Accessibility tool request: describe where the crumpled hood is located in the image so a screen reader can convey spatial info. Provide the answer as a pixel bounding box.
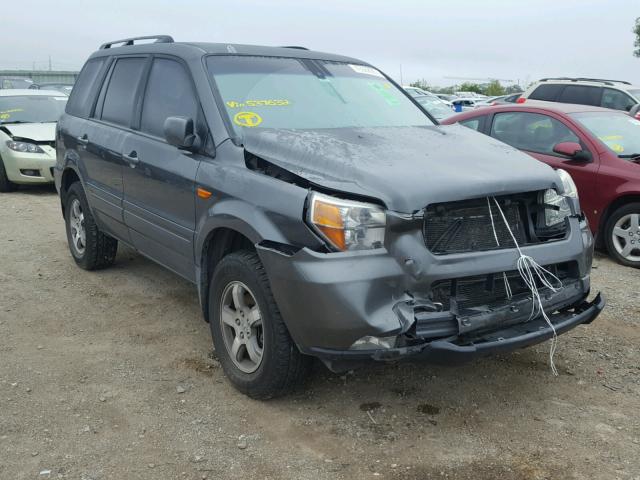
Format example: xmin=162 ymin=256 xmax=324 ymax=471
xmin=0 ymin=122 xmax=56 ymax=142
xmin=243 ymin=124 xmax=562 ymax=213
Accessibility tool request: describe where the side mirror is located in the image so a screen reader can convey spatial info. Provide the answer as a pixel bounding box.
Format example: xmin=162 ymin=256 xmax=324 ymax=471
xmin=553 ymin=142 xmax=592 ymax=162
xmin=163 ymin=116 xmax=200 ymax=150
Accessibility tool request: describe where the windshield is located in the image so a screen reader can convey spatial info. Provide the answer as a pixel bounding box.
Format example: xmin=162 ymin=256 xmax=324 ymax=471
xmin=207 ymin=56 xmax=433 ymax=135
xmin=628 ymin=89 xmax=640 ymax=99
xmin=0 ymin=95 xmax=67 ymax=124
xmin=572 ymin=111 xmax=640 ymax=156
xmin=414 ymin=96 xmax=454 ymax=120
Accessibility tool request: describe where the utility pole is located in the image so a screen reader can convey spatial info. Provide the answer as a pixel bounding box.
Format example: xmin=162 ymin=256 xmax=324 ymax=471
xmin=399 ymin=64 xmax=403 ymax=85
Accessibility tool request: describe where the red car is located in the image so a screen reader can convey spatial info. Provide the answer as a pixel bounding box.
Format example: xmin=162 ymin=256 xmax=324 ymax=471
xmin=442 ymin=101 xmax=640 ymax=268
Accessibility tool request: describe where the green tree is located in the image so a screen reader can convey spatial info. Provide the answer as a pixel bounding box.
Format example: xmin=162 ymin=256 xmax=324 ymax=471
xmin=410 ymin=79 xmax=431 ymax=91
xmin=634 ymin=17 xmax=640 ymax=57
xmin=484 ymin=80 xmax=506 ymax=96
xmin=504 ymin=84 xmax=524 ymax=94
xmin=458 ymin=82 xmax=483 ymax=94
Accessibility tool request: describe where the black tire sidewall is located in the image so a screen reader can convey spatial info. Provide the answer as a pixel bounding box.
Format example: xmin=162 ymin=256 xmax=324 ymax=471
xmin=64 ymin=183 xmax=94 ymax=268
xmin=209 ymin=252 xmax=287 ymax=395
xmin=0 ymin=157 xmax=16 ymax=192
xmin=605 ymin=202 xmax=640 ymax=268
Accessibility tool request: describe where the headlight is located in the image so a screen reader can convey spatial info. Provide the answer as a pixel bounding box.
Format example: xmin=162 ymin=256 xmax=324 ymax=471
xmin=541 ymin=189 xmax=572 ymax=227
xmin=307 ymin=192 xmax=386 ymax=251
xmin=6 ymin=140 xmax=44 ymax=154
xmin=556 ymin=168 xmax=578 ymax=198
xmin=540 ymin=169 xmax=579 ymax=227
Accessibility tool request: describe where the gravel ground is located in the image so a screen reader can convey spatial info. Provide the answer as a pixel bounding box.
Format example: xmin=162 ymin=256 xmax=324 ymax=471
xmin=1 ymin=186 xmax=639 ymax=480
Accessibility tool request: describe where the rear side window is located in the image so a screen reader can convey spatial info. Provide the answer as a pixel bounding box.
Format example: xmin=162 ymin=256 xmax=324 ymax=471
xmin=66 ymin=58 xmax=106 ymax=117
xmin=528 ymin=84 xmax=564 ymax=101
xmin=459 ymin=117 xmax=484 ymax=131
xmin=601 ymin=88 xmax=636 ymax=111
xmin=557 ymin=85 xmax=602 ymax=106
xmin=100 ymin=57 xmax=147 ymax=127
xmin=140 ymin=58 xmax=198 ymax=138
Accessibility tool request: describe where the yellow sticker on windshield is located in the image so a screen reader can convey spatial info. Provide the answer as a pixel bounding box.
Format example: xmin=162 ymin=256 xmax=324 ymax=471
xmin=608 ymin=143 xmax=625 ymax=153
xmin=227 ymin=100 xmax=290 ymax=108
xmin=0 ymin=108 xmax=24 ymax=120
xmin=233 ymin=111 xmax=263 ymax=128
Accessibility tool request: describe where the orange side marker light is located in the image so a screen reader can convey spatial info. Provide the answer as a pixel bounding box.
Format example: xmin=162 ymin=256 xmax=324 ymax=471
xmin=197 ymin=187 xmax=212 ymax=199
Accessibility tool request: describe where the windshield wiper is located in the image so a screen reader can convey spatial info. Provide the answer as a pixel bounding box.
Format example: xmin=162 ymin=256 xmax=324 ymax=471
xmin=619 ymin=153 xmax=640 ymax=163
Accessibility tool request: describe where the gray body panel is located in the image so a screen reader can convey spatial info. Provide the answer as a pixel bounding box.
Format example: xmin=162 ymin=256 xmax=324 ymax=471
xmin=54 ymin=39 xmax=601 ymax=364
xmin=242 ymin=125 xmax=565 ymax=213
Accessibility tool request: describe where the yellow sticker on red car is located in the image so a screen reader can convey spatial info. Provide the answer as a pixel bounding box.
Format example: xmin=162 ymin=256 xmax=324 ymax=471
xmin=233 ymin=111 xmax=263 ymax=128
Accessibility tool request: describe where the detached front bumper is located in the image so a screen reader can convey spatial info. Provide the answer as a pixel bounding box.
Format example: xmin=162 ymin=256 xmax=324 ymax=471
xmin=257 ymin=216 xmax=600 ymax=368
xmin=309 ymin=293 xmax=604 ymax=366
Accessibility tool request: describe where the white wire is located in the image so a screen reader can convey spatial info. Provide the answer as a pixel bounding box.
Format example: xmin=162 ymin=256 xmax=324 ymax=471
xmin=488 ymin=196 xmax=564 ymax=376
xmin=487 ymin=198 xmax=513 ymax=300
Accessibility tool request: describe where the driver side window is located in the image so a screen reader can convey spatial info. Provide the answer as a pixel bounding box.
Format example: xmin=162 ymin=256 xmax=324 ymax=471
xmin=490 ymin=112 xmax=580 ymax=155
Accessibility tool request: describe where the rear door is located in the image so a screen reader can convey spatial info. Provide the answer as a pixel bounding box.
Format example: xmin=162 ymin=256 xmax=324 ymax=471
xmin=121 ymin=56 xmax=204 ymax=282
xmin=489 ymin=110 xmax=600 ymax=225
xmin=83 ymin=55 xmax=149 ymax=241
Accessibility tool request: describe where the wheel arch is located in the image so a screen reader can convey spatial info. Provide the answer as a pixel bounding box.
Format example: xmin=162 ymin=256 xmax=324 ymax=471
xmin=198 ymin=224 xmax=258 ymax=323
xmin=59 ymin=165 xmax=83 ymax=215
xmin=597 ymin=193 xmax=640 ymax=247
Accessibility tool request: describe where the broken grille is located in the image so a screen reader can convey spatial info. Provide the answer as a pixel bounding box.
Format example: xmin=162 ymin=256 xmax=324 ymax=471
xmin=430 ymin=262 xmax=576 ymax=312
xmin=423 ymin=196 xmax=527 ymax=254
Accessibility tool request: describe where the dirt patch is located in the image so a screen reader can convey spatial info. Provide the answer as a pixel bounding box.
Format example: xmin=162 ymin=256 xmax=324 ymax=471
xmin=1 ymin=188 xmax=639 ymax=480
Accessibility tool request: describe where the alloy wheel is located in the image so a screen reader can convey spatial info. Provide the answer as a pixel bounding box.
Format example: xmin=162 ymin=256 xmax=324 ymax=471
xmin=219 ymin=281 xmax=264 ymax=373
xmin=69 ymin=198 xmax=86 ymax=256
xmin=611 ymin=213 xmax=640 ymax=262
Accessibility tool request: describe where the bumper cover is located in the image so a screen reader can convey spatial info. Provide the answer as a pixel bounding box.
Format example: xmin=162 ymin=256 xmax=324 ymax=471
xmin=308 ymin=293 xmax=604 ymax=365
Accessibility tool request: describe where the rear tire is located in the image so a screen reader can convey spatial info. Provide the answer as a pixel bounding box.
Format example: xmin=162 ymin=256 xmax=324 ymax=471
xmin=604 ymin=202 xmax=640 ymax=268
xmin=209 ymin=250 xmax=311 ymax=399
xmin=0 ymin=158 xmax=16 ymax=192
xmin=64 ymin=182 xmax=118 ymax=270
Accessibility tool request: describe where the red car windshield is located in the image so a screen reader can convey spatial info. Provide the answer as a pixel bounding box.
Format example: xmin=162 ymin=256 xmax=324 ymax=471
xmin=572 ymin=112 xmax=640 ymax=157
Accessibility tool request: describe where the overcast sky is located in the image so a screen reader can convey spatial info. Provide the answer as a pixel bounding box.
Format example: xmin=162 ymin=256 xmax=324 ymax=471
xmin=1 ymin=0 xmax=639 ymax=87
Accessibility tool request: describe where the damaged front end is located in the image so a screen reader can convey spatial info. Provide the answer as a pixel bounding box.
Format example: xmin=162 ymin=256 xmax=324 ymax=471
xmin=256 ymin=185 xmax=603 ymax=372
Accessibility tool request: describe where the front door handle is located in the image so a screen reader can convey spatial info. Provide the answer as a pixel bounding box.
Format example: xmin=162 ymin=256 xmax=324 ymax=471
xmin=77 ymin=134 xmax=88 ymax=146
xmin=123 ymin=150 xmax=139 ymax=167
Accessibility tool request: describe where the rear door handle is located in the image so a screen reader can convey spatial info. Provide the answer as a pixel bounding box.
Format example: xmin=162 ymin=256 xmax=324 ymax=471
xmin=123 ymin=150 xmax=139 ymax=167
xmin=77 ymin=134 xmax=88 ymax=146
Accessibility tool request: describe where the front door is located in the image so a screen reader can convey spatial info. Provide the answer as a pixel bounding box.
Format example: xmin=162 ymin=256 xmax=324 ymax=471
xmin=122 ymin=57 xmax=203 ymax=281
xmin=489 ymin=110 xmax=600 ymax=226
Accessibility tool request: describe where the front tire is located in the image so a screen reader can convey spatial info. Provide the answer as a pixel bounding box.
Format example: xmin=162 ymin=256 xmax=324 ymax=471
xmin=64 ymin=182 xmax=118 ymax=270
xmin=605 ymin=203 xmax=640 ymax=268
xmin=209 ymin=250 xmax=311 ymax=399
xmin=0 ymin=158 xmax=16 ymax=192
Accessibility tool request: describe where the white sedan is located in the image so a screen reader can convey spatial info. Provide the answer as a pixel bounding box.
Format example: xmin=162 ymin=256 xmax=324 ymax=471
xmin=0 ymin=89 xmax=67 ymax=191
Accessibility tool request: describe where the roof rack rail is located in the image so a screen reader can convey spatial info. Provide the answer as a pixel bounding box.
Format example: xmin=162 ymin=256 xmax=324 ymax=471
xmin=280 ymin=46 xmax=309 ymax=50
xmin=99 ymin=35 xmax=174 ymax=50
xmin=540 ymin=77 xmax=631 ymax=86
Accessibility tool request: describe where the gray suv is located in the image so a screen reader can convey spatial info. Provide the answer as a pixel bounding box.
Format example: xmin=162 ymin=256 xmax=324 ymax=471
xmin=55 ymin=36 xmax=604 ymax=398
